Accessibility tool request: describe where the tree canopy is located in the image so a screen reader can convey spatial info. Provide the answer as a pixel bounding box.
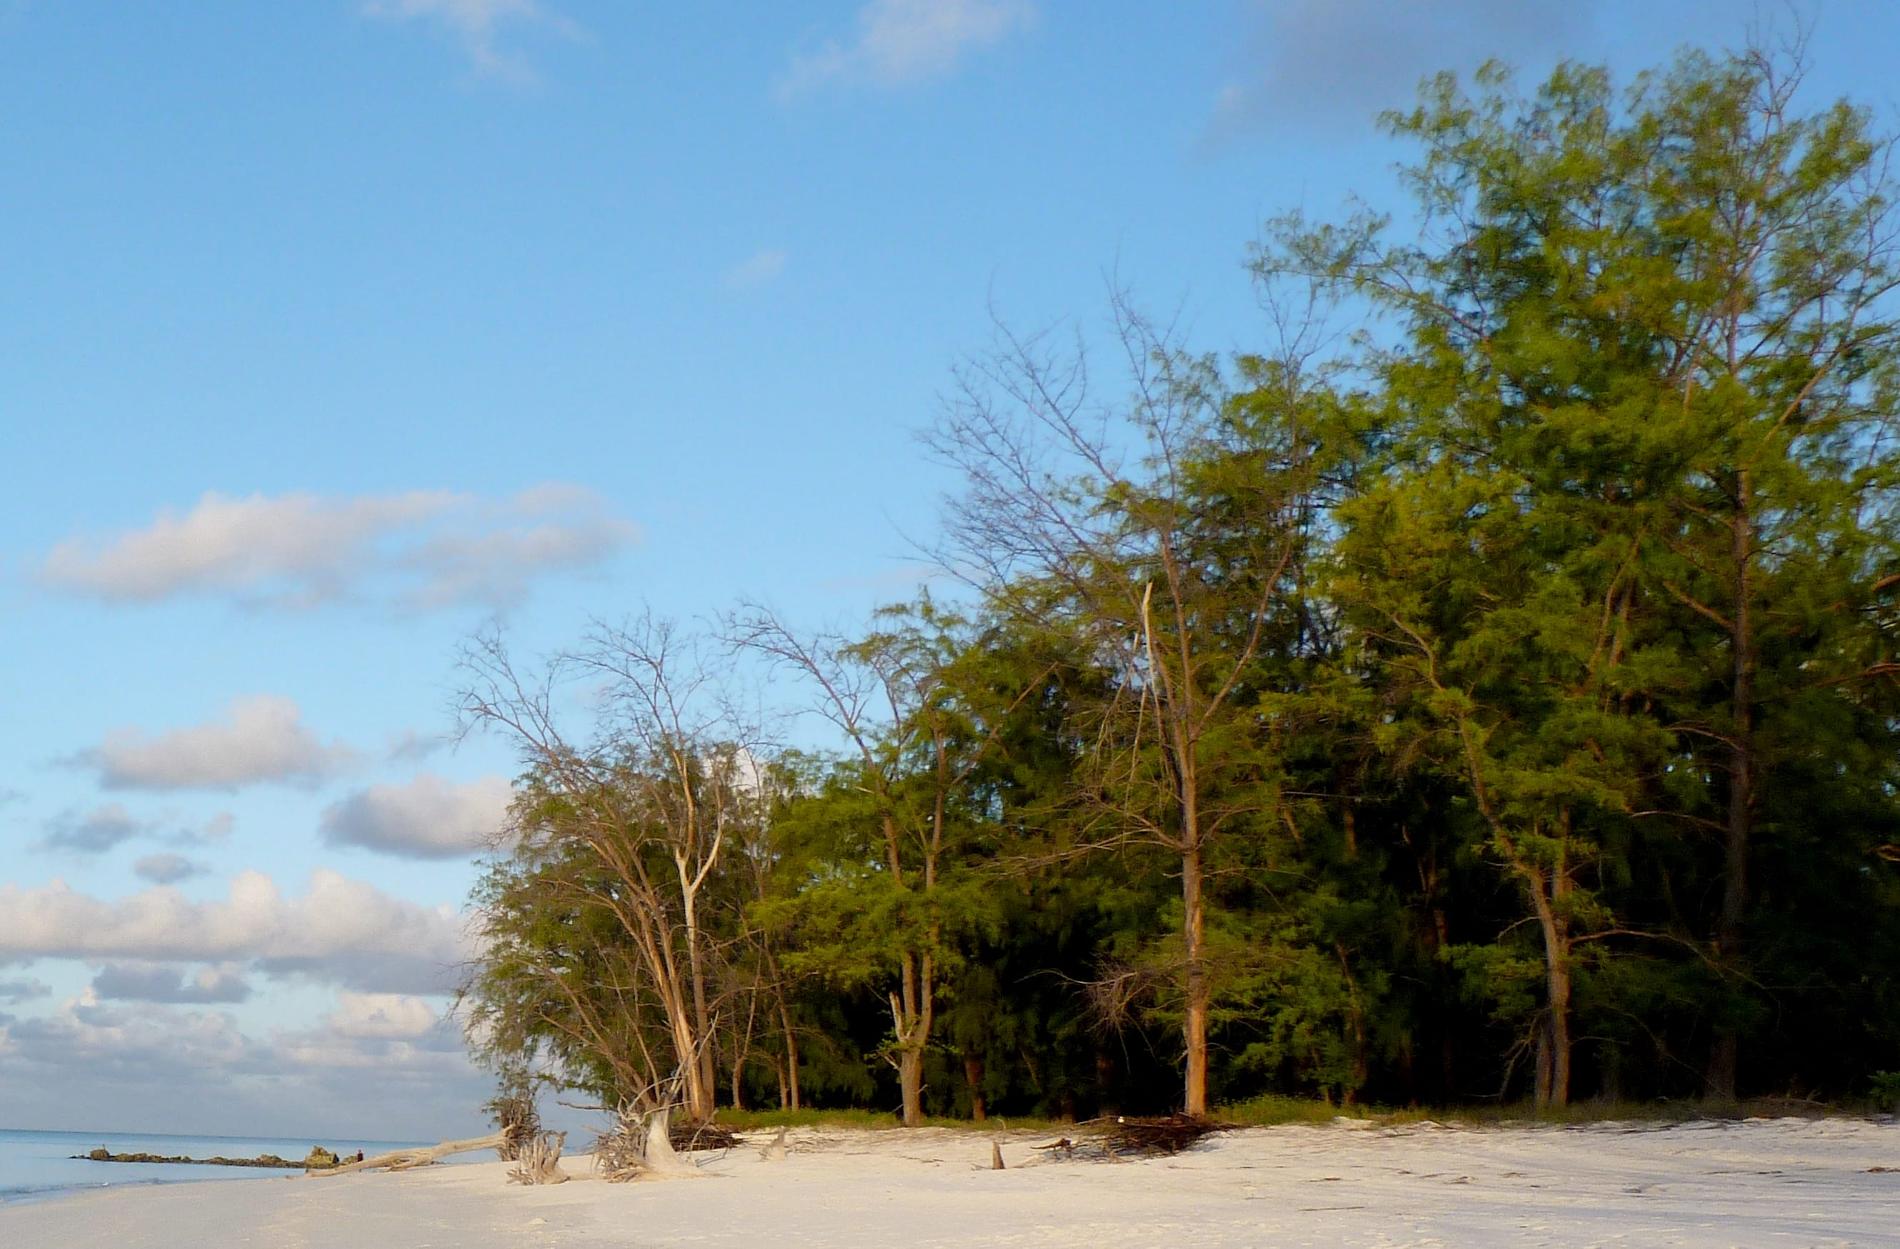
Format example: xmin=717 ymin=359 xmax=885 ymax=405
xmin=458 ymin=44 xmax=1900 ymax=1123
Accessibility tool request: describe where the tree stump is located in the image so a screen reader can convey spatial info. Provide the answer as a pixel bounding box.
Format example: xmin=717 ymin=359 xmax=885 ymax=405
xmin=507 ymin=1131 xmax=568 ymax=1185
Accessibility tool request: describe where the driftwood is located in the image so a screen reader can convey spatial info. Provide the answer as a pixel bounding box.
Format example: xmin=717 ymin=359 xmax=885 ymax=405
xmin=309 ymin=1131 xmax=508 ymax=1177
xmin=758 ymin=1126 xmax=789 ymax=1162
xmin=593 ymin=1107 xmax=705 ymax=1181
xmin=507 ymin=1131 xmax=568 ymax=1185
xmin=1032 ymin=1115 xmax=1231 ymax=1162
xmin=1105 ymin=1113 xmax=1228 ymax=1155
xmin=990 ymin=1141 xmax=1006 ymax=1170
xmin=671 ymin=1119 xmax=745 ymax=1152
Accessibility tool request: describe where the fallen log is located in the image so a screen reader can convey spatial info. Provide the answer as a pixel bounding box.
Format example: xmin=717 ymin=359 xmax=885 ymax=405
xmin=309 ymin=1131 xmax=508 ymax=1177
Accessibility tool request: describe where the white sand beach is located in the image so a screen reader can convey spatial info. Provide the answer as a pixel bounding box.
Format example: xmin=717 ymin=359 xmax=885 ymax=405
xmin=2 ymin=1117 xmax=1894 ymax=1248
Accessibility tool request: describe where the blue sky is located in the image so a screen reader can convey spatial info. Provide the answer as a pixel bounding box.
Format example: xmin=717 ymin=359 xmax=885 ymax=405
xmin=1 ymin=0 xmax=1895 ymax=1139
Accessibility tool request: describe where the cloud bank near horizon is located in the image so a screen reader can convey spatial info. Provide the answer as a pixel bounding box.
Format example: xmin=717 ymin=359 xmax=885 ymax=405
xmin=0 ymin=869 xmax=471 ymax=995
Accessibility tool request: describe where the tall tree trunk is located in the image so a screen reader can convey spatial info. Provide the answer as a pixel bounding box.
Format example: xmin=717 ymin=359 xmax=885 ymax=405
xmin=680 ymin=878 xmax=718 ymax=1113
xmin=1182 ymin=833 xmax=1209 ymax=1117
xmin=666 ymin=990 xmax=712 ymax=1120
xmin=1709 ymin=472 xmax=1754 ymax=1102
xmin=894 ymin=949 xmax=929 ymax=1127
xmin=774 ymin=984 xmax=801 ymax=1112
xmin=1529 ymin=863 xmax=1572 ymax=1110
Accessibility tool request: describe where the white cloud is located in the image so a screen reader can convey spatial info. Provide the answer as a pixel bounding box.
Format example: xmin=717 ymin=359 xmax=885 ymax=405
xmin=320 ymin=774 xmax=514 ymax=860
xmin=41 ymin=485 xmax=635 ymax=611
xmin=44 ymin=489 xmax=452 ymax=605
xmin=82 ymin=695 xmax=356 ymax=792
xmin=724 ymin=248 xmax=789 ymax=291
xmin=38 ymin=803 xmax=148 ymax=853
xmin=362 ymin=0 xmax=566 ymax=79
xmin=324 ymin=991 xmax=440 ymax=1040
xmin=780 ymin=0 xmax=1033 ymax=97
xmin=0 ymin=869 xmax=470 ymax=993
xmin=133 ymin=853 xmax=205 ymax=885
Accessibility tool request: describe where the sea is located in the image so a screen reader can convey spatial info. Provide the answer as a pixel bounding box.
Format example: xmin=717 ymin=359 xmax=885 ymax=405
xmin=0 ymin=1128 xmax=437 ymax=1207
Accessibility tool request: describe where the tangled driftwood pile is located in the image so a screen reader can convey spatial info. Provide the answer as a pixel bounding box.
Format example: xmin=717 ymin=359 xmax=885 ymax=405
xmin=1034 ymin=1114 xmax=1231 ymax=1161
xmin=670 ymin=1119 xmax=744 ymax=1152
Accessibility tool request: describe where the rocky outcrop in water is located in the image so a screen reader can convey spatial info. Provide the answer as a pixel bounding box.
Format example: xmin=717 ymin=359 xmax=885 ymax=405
xmin=74 ymin=1146 xmax=345 ymax=1169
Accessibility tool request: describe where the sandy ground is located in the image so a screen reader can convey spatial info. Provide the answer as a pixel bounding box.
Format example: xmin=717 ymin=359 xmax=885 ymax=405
xmin=2 ymin=1117 xmax=1895 ymax=1248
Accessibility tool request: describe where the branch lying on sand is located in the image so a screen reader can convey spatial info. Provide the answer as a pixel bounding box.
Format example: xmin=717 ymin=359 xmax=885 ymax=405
xmin=308 ymin=1132 xmax=509 ymax=1177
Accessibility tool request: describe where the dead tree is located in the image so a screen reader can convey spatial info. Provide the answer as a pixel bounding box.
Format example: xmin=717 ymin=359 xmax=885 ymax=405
xmin=458 ymin=615 xmax=766 ymax=1122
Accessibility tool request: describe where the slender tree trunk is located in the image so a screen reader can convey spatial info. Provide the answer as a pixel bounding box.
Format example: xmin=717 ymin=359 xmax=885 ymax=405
xmin=680 ymin=881 xmax=718 ymax=1111
xmin=774 ymin=986 xmax=801 ymax=1112
xmin=1528 ymin=864 xmax=1572 ymax=1110
xmin=1182 ymin=834 xmax=1209 ymax=1117
xmin=1709 ymin=475 xmax=1754 ymax=1101
xmin=1534 ymin=1023 xmax=1553 ymax=1107
xmin=666 ymin=990 xmax=712 ymax=1120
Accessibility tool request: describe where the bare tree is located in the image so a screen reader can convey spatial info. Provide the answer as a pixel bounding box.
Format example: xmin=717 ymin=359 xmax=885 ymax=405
xmin=458 ymin=614 xmax=764 ymax=1122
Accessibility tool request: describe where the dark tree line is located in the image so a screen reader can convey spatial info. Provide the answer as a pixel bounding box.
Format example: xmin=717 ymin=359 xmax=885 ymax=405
xmin=459 ymin=45 xmax=1900 ymax=1123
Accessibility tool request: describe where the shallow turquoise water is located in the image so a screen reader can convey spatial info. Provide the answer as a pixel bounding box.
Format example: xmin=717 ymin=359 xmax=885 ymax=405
xmin=0 ymin=1127 xmax=433 ymax=1205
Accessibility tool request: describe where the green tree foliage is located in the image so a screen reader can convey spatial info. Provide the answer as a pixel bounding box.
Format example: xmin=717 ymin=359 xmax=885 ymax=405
xmin=460 ymin=43 xmax=1900 ymax=1123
